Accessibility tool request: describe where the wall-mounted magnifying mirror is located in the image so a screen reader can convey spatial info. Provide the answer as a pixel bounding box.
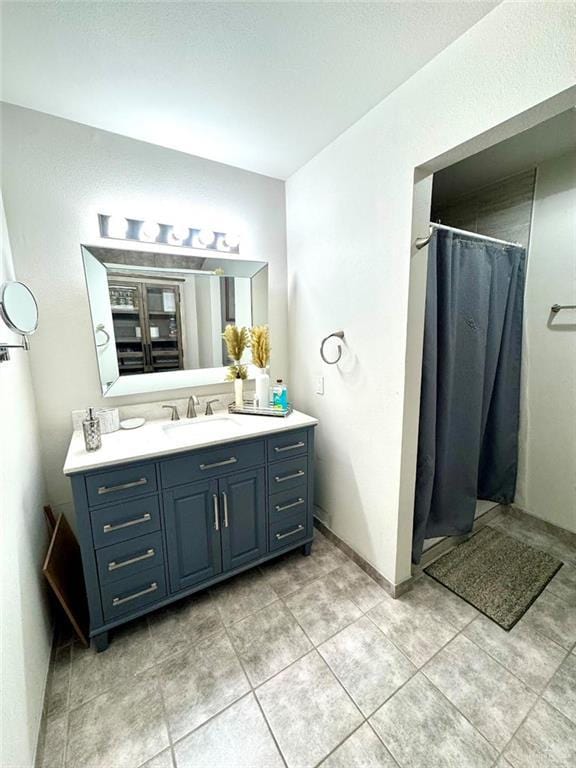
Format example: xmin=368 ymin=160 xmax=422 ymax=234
xmin=0 ymin=280 xmax=39 ymax=363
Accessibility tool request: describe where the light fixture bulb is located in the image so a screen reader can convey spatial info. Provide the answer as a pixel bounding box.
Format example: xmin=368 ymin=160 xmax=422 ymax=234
xmin=107 ymin=215 xmax=129 ymax=239
xmin=170 ymin=224 xmax=190 ymax=243
xmin=198 ymin=229 xmax=216 ymax=247
xmin=223 ymin=232 xmax=240 ymax=249
xmin=140 ymin=220 xmax=160 ymax=242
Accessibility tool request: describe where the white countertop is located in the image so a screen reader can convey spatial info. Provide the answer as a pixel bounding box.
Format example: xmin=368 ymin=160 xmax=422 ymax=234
xmin=63 ymin=409 xmax=318 ymax=475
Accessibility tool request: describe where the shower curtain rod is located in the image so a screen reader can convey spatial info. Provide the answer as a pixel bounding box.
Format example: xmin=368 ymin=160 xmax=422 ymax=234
xmin=414 ymin=222 xmax=522 ymax=250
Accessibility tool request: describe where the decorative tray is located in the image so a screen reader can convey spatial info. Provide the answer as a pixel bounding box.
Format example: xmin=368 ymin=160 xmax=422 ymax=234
xmin=228 ymin=402 xmax=293 ymax=418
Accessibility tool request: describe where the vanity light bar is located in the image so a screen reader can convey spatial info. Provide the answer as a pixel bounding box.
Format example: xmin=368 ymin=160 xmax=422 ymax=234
xmin=98 ymin=214 xmax=240 ymax=254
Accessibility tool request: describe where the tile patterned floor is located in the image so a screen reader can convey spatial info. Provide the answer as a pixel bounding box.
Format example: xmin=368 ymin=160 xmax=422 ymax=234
xmin=37 ymin=513 xmax=576 ymax=768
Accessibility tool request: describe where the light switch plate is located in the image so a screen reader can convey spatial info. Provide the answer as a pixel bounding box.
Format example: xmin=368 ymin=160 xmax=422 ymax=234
xmin=315 ymin=375 xmax=324 ymax=395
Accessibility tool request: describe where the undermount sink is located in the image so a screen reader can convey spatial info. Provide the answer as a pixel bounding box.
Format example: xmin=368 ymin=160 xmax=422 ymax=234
xmin=162 ymin=415 xmax=243 ymax=443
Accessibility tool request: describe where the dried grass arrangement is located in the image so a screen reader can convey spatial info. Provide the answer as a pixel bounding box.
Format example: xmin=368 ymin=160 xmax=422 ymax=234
xmin=250 ymin=325 xmax=270 ymax=369
xmin=222 ymin=324 xmax=249 ymax=380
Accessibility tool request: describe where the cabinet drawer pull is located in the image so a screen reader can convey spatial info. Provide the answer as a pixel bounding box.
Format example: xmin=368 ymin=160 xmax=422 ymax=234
xmin=276 ymin=524 xmax=304 ymax=541
xmin=212 ymin=494 xmax=220 ymax=531
xmin=108 ymin=548 xmax=155 ymax=571
xmin=199 ymin=457 xmax=238 ymax=470
xmin=274 ymin=441 xmax=305 ymax=453
xmin=275 ymin=497 xmax=305 ymax=513
xmin=103 ymin=512 xmax=151 ymax=533
xmin=222 ymin=491 xmax=229 ymax=528
xmin=97 ymin=477 xmax=148 ymax=495
xmin=112 ymin=582 xmax=158 ymax=606
xmin=274 ymin=470 xmax=305 ymax=483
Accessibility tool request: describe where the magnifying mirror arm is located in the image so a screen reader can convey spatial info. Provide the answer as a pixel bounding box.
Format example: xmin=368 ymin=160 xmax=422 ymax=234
xmin=0 ymin=335 xmax=30 ymax=363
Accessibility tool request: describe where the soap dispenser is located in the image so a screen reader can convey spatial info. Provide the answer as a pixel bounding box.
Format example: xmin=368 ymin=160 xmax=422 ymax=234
xmin=82 ymin=408 xmax=102 ymax=452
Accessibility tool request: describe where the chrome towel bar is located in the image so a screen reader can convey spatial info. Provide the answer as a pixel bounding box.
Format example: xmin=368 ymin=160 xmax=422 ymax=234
xmin=551 ymin=304 xmax=576 ymax=314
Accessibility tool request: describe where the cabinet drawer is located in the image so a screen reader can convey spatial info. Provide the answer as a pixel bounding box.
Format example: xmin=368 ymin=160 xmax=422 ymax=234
xmin=96 ymin=532 xmax=164 ymax=586
xmin=268 ymin=456 xmax=308 ymax=494
xmin=101 ymin=566 xmax=167 ymax=622
xmin=267 ymin=430 xmax=308 ymax=462
xmin=269 ymin=485 xmax=308 ymax=523
xmin=90 ymin=495 xmax=161 ymax=548
xmin=161 ymin=440 xmax=265 ymax=489
xmin=85 ymin=463 xmax=157 ymax=507
xmin=269 ymin=510 xmax=308 ymax=552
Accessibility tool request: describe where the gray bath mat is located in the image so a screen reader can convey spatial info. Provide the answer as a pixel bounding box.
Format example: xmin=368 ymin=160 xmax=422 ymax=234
xmin=425 ymin=526 xmax=562 ymax=630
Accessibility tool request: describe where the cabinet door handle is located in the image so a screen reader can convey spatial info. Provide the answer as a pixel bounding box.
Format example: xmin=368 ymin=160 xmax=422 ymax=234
xmin=276 ymin=524 xmax=304 ymax=541
xmin=275 ymin=497 xmax=305 ymax=513
xmin=97 ymin=477 xmax=148 ymax=495
xmin=222 ymin=491 xmax=229 ymax=528
xmin=274 ymin=442 xmax=305 ymax=453
xmin=200 ymin=457 xmax=238 ymax=470
xmin=274 ymin=470 xmax=305 ymax=484
xmin=112 ymin=582 xmax=158 ymax=606
xmin=212 ymin=494 xmax=220 ymax=531
xmin=108 ymin=548 xmax=155 ymax=571
xmin=103 ymin=512 xmax=151 ymax=533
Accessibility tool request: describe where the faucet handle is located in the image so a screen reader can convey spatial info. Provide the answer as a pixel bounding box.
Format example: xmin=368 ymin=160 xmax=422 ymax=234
xmin=205 ymin=398 xmax=220 ymax=416
xmin=162 ymin=405 xmax=180 ymax=421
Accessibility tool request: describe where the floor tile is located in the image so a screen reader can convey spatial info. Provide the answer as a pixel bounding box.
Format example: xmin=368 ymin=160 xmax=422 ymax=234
xmin=157 ymin=629 xmax=249 ymax=741
xmin=66 ymin=672 xmax=169 ymax=768
xmin=543 ymin=653 xmax=576 ymax=724
xmin=370 ymin=673 xmax=496 ymax=768
xmin=285 ymin=572 xmax=362 ymax=645
xmin=320 ymin=723 xmax=396 ymax=767
xmin=228 ymin=601 xmax=312 ymax=686
xmin=174 ymin=693 xmax=284 ymax=768
xmin=141 ymin=749 xmax=174 ymax=768
xmin=423 ymin=634 xmax=536 ymax=750
xmin=546 ymin=564 xmax=576 ymax=607
xmin=488 ymin=514 xmax=576 ymax=566
xmin=44 ymin=645 xmax=71 ymax=718
xmin=256 ymin=650 xmax=363 ymax=768
xmin=148 ymin=591 xmax=223 ymax=662
xmin=328 ymin=560 xmax=388 ymax=613
xmin=210 ymin=569 xmax=278 ymax=626
xmin=520 ymin=590 xmax=576 ymax=650
xmin=69 ymin=618 xmax=154 ymax=708
xmin=318 ymin=616 xmax=416 ymax=716
xmin=412 ymin=575 xmax=478 ymax=629
xmin=464 ymin=614 xmax=566 ymax=692
xmin=367 ymin=590 xmax=458 ymax=667
xmin=37 ymin=714 xmax=67 ymax=768
xmin=504 ymin=699 xmax=576 ymax=767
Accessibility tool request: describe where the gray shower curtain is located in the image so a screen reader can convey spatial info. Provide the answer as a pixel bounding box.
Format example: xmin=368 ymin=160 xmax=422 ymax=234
xmin=412 ymin=229 xmax=526 ymax=563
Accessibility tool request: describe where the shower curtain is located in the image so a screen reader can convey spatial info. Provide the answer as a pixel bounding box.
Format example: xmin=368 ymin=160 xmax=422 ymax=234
xmin=412 ymin=229 xmax=526 ymax=563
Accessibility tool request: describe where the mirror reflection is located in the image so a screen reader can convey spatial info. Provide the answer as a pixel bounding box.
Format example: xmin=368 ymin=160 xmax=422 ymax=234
xmin=81 ymin=246 xmax=268 ymax=395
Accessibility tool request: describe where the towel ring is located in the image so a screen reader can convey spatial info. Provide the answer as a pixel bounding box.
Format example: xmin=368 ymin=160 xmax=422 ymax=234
xmin=95 ymin=323 xmax=111 ymax=347
xmin=320 ymin=330 xmax=345 ymax=365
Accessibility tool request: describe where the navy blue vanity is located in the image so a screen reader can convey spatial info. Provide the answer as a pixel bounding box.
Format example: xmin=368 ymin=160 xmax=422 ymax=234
xmin=67 ymin=422 xmax=316 ymax=651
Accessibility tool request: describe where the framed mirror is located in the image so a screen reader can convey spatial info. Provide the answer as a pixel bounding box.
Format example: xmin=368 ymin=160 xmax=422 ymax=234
xmin=81 ymin=245 xmax=268 ymax=397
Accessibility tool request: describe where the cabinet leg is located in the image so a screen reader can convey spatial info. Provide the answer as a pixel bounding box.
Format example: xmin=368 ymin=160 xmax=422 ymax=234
xmin=93 ymin=632 xmax=109 ymax=653
xmin=302 ymin=541 xmax=312 ymax=556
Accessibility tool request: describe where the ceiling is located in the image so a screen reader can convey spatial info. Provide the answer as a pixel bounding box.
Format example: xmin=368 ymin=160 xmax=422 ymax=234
xmin=1 ymin=1 xmax=498 ymax=179
xmin=433 ymin=108 xmax=576 ymax=205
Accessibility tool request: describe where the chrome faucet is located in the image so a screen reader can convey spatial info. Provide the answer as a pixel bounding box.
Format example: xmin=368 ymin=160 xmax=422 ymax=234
xmin=205 ymin=398 xmax=220 ymax=416
xmin=162 ymin=405 xmax=180 ymax=421
xmin=187 ymin=395 xmax=200 ymax=419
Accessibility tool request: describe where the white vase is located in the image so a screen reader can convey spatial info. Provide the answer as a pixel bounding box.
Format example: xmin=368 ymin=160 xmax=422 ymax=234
xmin=255 ymin=368 xmax=270 ymax=407
xmin=234 ymin=377 xmax=244 ymax=408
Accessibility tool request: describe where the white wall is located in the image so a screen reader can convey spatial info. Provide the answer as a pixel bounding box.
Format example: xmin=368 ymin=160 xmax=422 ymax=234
xmin=1 ymin=106 xmax=288 ymax=511
xmin=516 ymin=150 xmax=576 ymax=533
xmin=286 ymin=1 xmax=576 ymax=585
xmin=0 ymin=194 xmax=52 ymax=768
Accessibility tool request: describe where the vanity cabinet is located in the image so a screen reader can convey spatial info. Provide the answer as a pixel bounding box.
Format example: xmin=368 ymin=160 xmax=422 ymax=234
xmin=68 ymin=425 xmax=315 ymax=651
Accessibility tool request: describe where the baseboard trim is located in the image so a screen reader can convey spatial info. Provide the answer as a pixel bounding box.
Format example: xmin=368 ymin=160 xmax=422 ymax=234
xmin=313 ymin=517 xmax=413 ymax=598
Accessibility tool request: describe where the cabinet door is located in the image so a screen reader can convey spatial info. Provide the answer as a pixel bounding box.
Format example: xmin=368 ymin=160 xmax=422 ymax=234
xmin=219 ymin=468 xmax=266 ymax=572
xmin=164 ymin=479 xmax=222 ymax=593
